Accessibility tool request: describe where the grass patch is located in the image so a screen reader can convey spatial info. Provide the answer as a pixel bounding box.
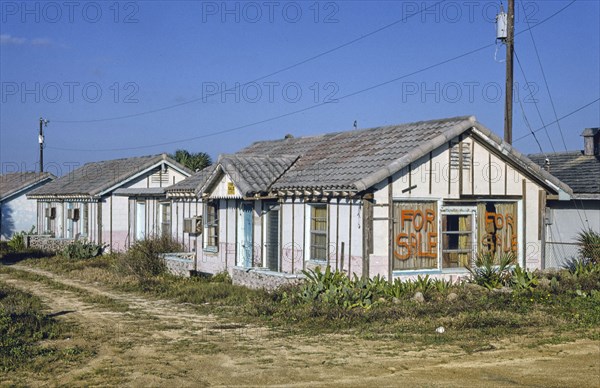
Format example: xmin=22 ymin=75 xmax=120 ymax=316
xmin=7 ymin=253 xmax=600 ymax=348
xmin=0 ymin=280 xmax=93 ymax=373
xmin=0 ymin=266 xmax=131 ymax=313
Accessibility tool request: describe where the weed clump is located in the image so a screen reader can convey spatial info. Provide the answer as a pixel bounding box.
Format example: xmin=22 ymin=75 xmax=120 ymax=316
xmin=114 ymin=235 xmax=184 ymax=280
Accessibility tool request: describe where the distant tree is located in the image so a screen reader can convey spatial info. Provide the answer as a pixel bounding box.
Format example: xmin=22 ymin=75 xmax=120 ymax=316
xmin=170 ymin=149 xmax=212 ymax=172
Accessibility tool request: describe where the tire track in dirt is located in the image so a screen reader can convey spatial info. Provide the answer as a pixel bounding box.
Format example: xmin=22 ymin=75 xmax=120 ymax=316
xmin=1 ymin=263 xmax=598 ymax=387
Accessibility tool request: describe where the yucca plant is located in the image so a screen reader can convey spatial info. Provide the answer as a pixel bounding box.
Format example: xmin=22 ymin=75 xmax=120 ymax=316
xmin=563 ymin=257 xmax=599 ymax=277
xmin=466 ymin=251 xmax=516 ymax=290
xmin=577 ymin=229 xmax=600 ymax=264
xmin=414 ymin=274 xmax=434 ymax=294
xmin=432 ymin=278 xmax=453 ymax=294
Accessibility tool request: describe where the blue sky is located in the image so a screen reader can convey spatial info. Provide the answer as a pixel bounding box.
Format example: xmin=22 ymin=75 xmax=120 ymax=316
xmin=1 ymin=0 xmax=598 ymax=176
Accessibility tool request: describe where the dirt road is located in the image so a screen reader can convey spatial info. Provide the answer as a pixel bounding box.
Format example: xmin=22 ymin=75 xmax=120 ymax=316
xmin=1 ymin=264 xmax=599 ymax=387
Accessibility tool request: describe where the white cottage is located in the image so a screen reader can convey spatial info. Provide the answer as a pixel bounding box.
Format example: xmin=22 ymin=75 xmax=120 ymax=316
xmin=169 ymin=116 xmax=572 ymax=285
xmin=0 ymin=172 xmax=55 ymax=240
xmin=27 ymin=154 xmax=190 ymax=251
xmin=529 ymin=127 xmax=600 ymax=268
xmin=165 ymin=167 xmax=214 ymax=253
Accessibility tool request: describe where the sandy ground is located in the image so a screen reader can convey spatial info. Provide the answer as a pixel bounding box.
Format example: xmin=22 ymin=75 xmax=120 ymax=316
xmin=1 ymin=264 xmax=599 ymax=387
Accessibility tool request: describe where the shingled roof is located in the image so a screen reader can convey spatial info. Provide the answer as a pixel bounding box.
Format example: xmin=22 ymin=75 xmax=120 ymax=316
xmin=28 ymin=154 xmax=190 ymax=199
xmin=237 ymin=116 xmax=572 ymax=195
xmin=201 ymin=154 xmax=298 ymax=197
xmin=0 ymin=172 xmax=55 ymax=201
xmin=529 ymin=151 xmax=600 ymax=198
xmin=166 ymin=165 xmax=215 ymax=196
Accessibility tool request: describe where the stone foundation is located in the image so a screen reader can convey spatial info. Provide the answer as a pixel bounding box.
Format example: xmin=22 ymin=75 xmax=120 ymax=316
xmin=162 ymin=253 xmax=195 ymax=277
xmin=27 ymin=235 xmax=75 ymax=252
xmin=231 ymin=267 xmax=304 ymax=290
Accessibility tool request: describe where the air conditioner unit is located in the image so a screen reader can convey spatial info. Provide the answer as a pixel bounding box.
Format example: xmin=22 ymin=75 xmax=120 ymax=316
xmin=183 ymin=216 xmax=203 ymax=235
xmin=45 ymin=207 xmax=56 ymax=219
xmin=67 ymin=208 xmax=80 ymax=221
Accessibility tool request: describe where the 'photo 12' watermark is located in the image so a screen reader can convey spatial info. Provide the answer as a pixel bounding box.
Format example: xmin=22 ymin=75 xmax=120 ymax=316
xmin=202 ymin=81 xmax=339 ymax=104
xmin=1 ymin=1 xmax=139 ymax=23
xmin=400 ymin=81 xmax=539 ymax=104
xmin=401 ymin=1 xmax=539 ymax=24
xmin=200 ymin=1 xmax=340 ymax=23
xmin=1 ymin=81 xmax=140 ymax=104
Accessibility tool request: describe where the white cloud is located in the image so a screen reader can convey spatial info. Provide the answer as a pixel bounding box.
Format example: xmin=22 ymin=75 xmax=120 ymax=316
xmin=0 ymin=34 xmax=27 ymax=45
xmin=0 ymin=34 xmax=53 ymax=46
xmin=31 ymin=38 xmax=52 ymax=46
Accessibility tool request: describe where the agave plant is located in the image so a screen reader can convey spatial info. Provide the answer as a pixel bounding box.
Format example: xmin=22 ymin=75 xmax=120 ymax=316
xmin=510 ymin=265 xmax=539 ymax=292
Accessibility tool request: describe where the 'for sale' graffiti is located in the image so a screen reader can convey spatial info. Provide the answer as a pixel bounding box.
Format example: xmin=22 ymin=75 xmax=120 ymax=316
xmin=481 ymin=211 xmax=517 ymax=255
xmin=394 ymin=208 xmax=438 ymax=260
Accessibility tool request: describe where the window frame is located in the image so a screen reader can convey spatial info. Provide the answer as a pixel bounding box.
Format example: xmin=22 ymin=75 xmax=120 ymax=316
xmin=204 ymin=200 xmax=219 ymax=252
xmin=135 ymin=201 xmax=146 ymax=241
xmin=477 ymin=200 xmax=521 ymax=266
xmin=308 ymin=204 xmax=328 ymax=262
xmin=81 ymin=203 xmax=89 ymax=237
xmin=391 ymin=200 xmax=440 ymax=272
xmin=159 ymin=202 xmax=172 ymax=237
xmin=440 ymin=207 xmax=477 ymax=270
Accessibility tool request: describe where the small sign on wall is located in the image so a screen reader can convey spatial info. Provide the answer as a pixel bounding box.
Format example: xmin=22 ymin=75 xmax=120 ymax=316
xmin=227 ymin=182 xmax=235 ymax=195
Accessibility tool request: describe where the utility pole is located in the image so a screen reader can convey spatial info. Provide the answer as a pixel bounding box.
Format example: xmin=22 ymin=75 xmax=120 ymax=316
xmin=504 ymin=0 xmax=514 ymax=144
xmin=39 ymin=118 xmax=49 ymax=173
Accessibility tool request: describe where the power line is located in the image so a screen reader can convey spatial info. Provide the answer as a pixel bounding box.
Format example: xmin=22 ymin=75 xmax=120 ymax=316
xmin=513 ymin=97 xmax=600 ymax=143
xmin=519 ymin=0 xmax=569 ymax=151
xmin=513 ymin=49 xmax=556 ymax=152
xmin=515 ymin=46 xmax=588 ymax=228
xmin=46 ymin=0 xmax=579 ymax=152
xmin=515 ymin=86 xmax=545 ymax=155
xmin=519 ymin=0 xmax=589 ymax=229
xmin=51 ymin=0 xmax=576 ymax=125
xmin=52 ymin=0 xmax=446 ymax=124
xmin=47 ymin=44 xmax=494 ymax=152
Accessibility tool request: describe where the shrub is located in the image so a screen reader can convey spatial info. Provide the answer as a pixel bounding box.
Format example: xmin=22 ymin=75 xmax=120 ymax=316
xmin=62 ymin=240 xmax=105 ymax=260
xmin=211 ymin=271 xmax=232 ymax=283
xmin=115 ymin=235 xmax=184 ymax=279
xmin=6 ymin=227 xmax=35 ymax=252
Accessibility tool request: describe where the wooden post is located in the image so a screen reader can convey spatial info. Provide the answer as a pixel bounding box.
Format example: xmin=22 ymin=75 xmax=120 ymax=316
xmin=522 ymin=179 xmax=527 ymax=267
xmin=539 ymin=190 xmax=547 ymax=269
xmin=97 ymin=201 xmax=102 ymax=246
xmin=362 ymin=198 xmax=373 ymax=279
xmin=504 ymin=0 xmax=514 ymax=144
xmin=348 ymin=201 xmax=352 ymax=275
xmin=388 ymin=177 xmax=393 ymax=282
xmin=340 ymin=242 xmax=345 ymax=273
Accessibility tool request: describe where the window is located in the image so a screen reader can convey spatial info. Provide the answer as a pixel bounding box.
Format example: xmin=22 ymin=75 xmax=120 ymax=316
xmin=450 ymin=140 xmax=471 ymax=170
xmin=136 ymin=201 xmax=146 ymax=240
xmin=310 ymin=205 xmax=327 ymax=261
xmin=441 ymin=212 xmax=474 ymax=269
xmin=66 ymin=203 xmax=73 ymax=239
xmin=81 ymin=203 xmax=88 ymax=236
xmin=44 ymin=204 xmax=53 ymax=234
xmin=204 ymin=201 xmax=219 ymax=250
xmin=151 ymin=170 xmax=169 ymax=185
xmin=160 ymin=203 xmax=171 ymax=236
xmin=392 ymin=201 xmax=438 ymax=270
